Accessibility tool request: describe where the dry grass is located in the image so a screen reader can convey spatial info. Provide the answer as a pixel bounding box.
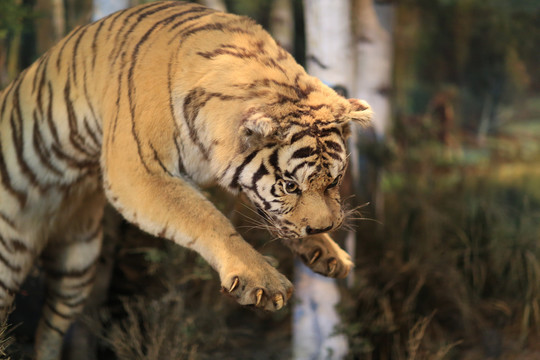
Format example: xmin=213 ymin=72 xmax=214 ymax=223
xmin=0 ymin=312 xmax=14 ymax=360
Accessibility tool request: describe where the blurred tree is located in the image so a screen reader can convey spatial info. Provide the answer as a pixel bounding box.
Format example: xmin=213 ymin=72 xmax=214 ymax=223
xmin=92 ymin=0 xmax=129 ymax=22
xmin=0 ymin=0 xmax=34 ymax=86
xmin=199 ymin=0 xmax=227 ymax=12
xmin=270 ymin=0 xmax=294 ymax=53
xmin=296 ymin=1 xmax=352 ymax=359
xmin=34 ymin=0 xmax=65 ymax=55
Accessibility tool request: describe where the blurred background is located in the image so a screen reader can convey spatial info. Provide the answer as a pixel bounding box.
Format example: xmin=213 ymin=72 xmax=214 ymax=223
xmin=1 ymin=0 xmax=539 ymax=359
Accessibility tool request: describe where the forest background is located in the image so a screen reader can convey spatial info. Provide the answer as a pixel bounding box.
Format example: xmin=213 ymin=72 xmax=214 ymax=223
xmin=0 ymin=0 xmax=539 ymax=359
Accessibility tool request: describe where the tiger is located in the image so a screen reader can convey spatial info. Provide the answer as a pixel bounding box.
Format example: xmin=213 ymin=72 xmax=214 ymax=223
xmin=0 ymin=1 xmax=372 ymax=358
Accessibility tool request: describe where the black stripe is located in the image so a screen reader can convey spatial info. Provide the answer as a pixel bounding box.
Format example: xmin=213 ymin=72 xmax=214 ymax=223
xmin=0 ymin=235 xmax=29 ymax=253
xmin=251 ymin=163 xmax=269 ymax=187
xmin=56 ymin=25 xmax=86 ymax=71
xmin=150 ymin=143 xmax=173 ymax=176
xmin=91 ymin=20 xmax=105 ymax=70
xmin=268 ymin=148 xmax=280 ymax=173
xmin=0 ymin=212 xmax=15 ymax=228
xmin=167 ymin=3 xmax=211 ymax=32
xmin=181 ymin=87 xmax=211 ymax=160
xmin=64 ymin=273 xmax=96 ymax=290
xmin=0 ymin=279 xmax=17 ymax=296
xmin=36 ymin=53 xmax=51 ymax=118
xmin=82 ymin=117 xmax=101 ymax=150
xmin=229 ymin=150 xmax=259 ymax=189
xmin=0 ymin=250 xmax=21 ymax=272
xmin=177 ymin=21 xmax=252 ymax=42
xmin=319 ymin=127 xmax=342 ymax=137
xmin=290 ymin=129 xmax=312 ymax=144
xmin=45 ymin=258 xmax=97 ymax=280
xmin=32 ymin=111 xmax=64 ymax=176
xmin=71 ymin=26 xmax=88 ymax=85
xmin=168 ymin=53 xmax=187 ymax=175
xmin=291 ymin=146 xmax=316 ymax=159
xmin=324 ymin=140 xmax=343 ymax=153
xmin=46 ymin=81 xmax=60 ymax=144
xmin=45 ymin=301 xmax=72 ymax=320
xmin=43 ymin=317 xmax=65 ymax=336
xmin=126 ymin=9 xmax=210 ymax=173
xmin=50 ymin=143 xmax=99 ymax=170
xmin=63 ymin=78 xmax=94 ymax=156
xmin=326 ymin=152 xmax=342 ymax=160
xmin=109 ymin=62 xmax=124 ymax=145
xmin=31 ymin=55 xmax=46 ymax=94
xmin=173 ymin=136 xmax=186 ymax=174
xmin=291 ymin=161 xmax=316 ymax=176
xmin=111 ymin=2 xmax=183 ymax=66
xmin=11 ymin=82 xmax=46 ymax=191
xmin=0 ymin=136 xmax=27 ymax=206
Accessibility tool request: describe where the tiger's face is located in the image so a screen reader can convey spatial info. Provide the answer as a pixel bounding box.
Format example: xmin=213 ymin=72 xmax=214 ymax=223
xmin=251 ymin=124 xmax=348 ymax=239
xmin=229 ymin=93 xmax=371 ymax=240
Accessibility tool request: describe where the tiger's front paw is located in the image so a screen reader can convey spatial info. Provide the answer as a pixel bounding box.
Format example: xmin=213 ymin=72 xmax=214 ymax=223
xmin=284 ymin=233 xmax=354 ymax=278
xmin=220 ymin=260 xmax=293 ymax=311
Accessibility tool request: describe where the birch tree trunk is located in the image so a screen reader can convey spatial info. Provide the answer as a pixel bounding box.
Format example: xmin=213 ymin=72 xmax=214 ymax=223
xmin=198 ymin=0 xmax=227 ymax=12
xmin=294 ymin=2 xmax=352 ymax=359
xmin=353 ymin=0 xmax=393 ymax=138
xmin=91 ymin=0 xmax=129 ymax=22
xmin=350 ymin=0 xmax=394 ymax=224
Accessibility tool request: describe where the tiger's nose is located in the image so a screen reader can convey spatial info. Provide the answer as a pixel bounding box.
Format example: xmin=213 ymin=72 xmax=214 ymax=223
xmin=306 ymin=224 xmax=333 ymax=235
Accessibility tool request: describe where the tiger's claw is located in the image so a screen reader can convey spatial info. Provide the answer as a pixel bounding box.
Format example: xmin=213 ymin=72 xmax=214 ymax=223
xmin=273 ymin=294 xmax=284 ymax=310
xmin=328 ymin=258 xmax=337 ymax=275
xmin=255 ymin=289 xmax=263 ymax=306
xmin=309 ymin=249 xmax=321 ymax=265
xmin=229 ymin=276 xmax=239 ymax=292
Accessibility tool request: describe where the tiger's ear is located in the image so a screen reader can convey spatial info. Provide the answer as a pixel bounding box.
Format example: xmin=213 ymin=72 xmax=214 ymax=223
xmin=240 ymin=110 xmax=279 ymax=149
xmin=345 ymin=98 xmax=373 ymax=128
xmin=340 ymin=98 xmax=372 ymax=138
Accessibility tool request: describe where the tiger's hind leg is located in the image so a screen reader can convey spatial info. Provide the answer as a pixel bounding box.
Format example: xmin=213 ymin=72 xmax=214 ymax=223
xmin=0 ymin=229 xmax=41 ymax=322
xmin=35 ymin=226 xmax=103 ymax=360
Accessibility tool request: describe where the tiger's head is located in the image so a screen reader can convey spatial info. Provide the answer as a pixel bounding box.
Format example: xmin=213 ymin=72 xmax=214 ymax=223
xmin=226 ymin=80 xmax=372 ymax=239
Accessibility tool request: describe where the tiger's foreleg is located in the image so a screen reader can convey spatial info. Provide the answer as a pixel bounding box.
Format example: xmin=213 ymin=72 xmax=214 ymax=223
xmin=283 ymin=233 xmax=354 ymax=279
xmin=35 ymin=228 xmax=103 ymax=360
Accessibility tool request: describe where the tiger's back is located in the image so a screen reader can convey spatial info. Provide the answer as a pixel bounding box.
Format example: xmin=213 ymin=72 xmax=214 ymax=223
xmin=0 ymin=2 xmax=371 ymax=359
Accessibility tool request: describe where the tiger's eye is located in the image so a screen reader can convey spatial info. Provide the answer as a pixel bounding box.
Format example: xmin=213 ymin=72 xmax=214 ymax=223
xmin=284 ymin=181 xmax=299 ymax=194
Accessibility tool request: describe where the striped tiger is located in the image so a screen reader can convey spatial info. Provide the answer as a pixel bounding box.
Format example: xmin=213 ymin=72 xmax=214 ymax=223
xmin=0 ymin=1 xmax=372 ymax=358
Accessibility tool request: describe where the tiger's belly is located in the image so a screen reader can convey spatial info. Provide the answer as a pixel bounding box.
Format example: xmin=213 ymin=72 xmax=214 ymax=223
xmin=0 ymin=174 xmax=105 ymax=250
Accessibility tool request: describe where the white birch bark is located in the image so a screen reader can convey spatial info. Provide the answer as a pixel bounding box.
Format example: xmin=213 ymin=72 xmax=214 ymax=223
xmin=351 ymin=0 xmax=394 ymax=223
xmin=352 ymin=0 xmax=393 ymax=138
xmin=92 ymin=0 xmax=130 ymax=22
xmin=294 ymin=2 xmax=352 ymax=359
xmin=198 ymin=0 xmax=227 ymax=12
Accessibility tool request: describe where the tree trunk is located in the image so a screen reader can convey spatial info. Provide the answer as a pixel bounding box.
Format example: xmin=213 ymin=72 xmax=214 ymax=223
xmin=198 ymin=0 xmax=227 ymax=12
xmin=34 ymin=0 xmax=65 ymax=55
xmin=352 ymin=0 xmax=393 ymax=138
xmin=270 ymin=0 xmax=294 ymax=53
xmin=351 ymin=0 xmax=394 ymax=225
xmin=91 ymin=0 xmax=129 ymax=22
xmin=294 ymin=1 xmax=352 ymax=359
